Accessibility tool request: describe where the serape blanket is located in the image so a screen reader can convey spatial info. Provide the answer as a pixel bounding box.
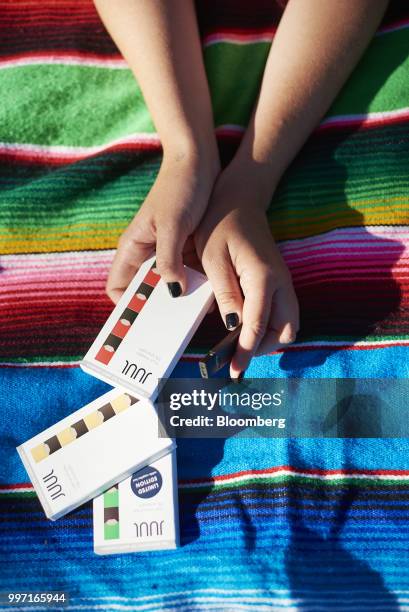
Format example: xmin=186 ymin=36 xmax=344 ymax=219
xmin=1 ymin=0 xmax=409 ymax=610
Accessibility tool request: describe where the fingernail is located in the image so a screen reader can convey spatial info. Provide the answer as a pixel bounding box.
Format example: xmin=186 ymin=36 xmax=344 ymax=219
xmin=167 ymin=282 xmax=182 ymax=298
xmin=225 ymin=312 xmax=239 ymax=330
xmin=231 ymin=372 xmax=243 ymax=384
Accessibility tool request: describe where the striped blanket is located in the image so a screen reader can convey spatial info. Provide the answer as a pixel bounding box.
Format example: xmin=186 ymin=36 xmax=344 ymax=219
xmin=1 ymin=0 xmax=409 ymax=610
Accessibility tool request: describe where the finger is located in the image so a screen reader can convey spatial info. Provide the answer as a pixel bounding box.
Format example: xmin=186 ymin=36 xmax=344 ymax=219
xmin=255 ymin=284 xmax=299 ymax=356
xmin=183 ymin=235 xmax=204 ymax=273
xmin=106 ymin=234 xmax=154 ymax=304
xmin=155 ymin=223 xmax=187 ymax=297
xmin=230 ymin=269 xmax=273 ymax=378
xmin=208 ymin=300 xmax=217 ymax=314
xmin=202 ymin=251 xmax=243 ymax=331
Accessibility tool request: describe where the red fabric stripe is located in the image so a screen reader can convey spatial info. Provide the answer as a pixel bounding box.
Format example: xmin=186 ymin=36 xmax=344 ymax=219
xmin=5 ymin=461 xmax=409 ymax=492
xmin=0 ymin=141 xmax=162 ymax=167
xmin=0 ymin=50 xmax=122 ymax=62
xmin=271 ymin=342 xmax=409 ymax=354
xmin=0 ymin=483 xmax=34 ymax=490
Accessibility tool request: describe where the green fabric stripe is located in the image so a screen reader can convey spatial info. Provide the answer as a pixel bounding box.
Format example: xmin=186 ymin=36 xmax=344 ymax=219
xmin=0 ymin=27 xmax=407 ymax=147
xmin=206 ymin=28 xmax=409 ymax=126
xmin=204 ymin=42 xmax=270 ymax=128
xmin=0 ymin=154 xmax=160 ymax=235
xmin=0 ymin=491 xmax=37 ymax=498
xmin=328 ymin=28 xmax=409 ymax=117
xmin=0 ymin=65 xmax=155 ymax=147
xmin=1 ymin=125 xmax=408 ymax=239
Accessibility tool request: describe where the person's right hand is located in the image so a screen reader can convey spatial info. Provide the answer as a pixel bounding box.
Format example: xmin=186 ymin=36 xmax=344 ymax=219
xmin=106 ymin=151 xmax=219 ymax=303
xmin=194 ymin=159 xmax=299 ymax=378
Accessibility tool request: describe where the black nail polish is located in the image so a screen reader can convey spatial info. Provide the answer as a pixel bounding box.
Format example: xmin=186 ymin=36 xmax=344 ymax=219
xmin=231 ymin=372 xmax=243 ymax=384
xmin=167 ymin=282 xmax=182 ymax=298
xmin=225 ymin=312 xmax=239 ymax=330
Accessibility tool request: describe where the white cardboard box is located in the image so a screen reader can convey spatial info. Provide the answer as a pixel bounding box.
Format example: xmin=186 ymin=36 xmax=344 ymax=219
xmin=93 ymin=450 xmax=179 ymax=555
xmin=18 ymin=255 xmax=211 ymax=529
xmin=17 ymin=389 xmax=174 ymax=520
xmin=80 ymin=256 xmax=214 ymax=400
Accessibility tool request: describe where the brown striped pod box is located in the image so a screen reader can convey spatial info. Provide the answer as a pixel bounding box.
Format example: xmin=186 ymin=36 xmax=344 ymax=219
xmin=80 ymin=255 xmax=214 ymax=400
xmin=17 ymin=388 xmax=175 ymax=520
xmin=93 ymin=450 xmax=179 ymax=555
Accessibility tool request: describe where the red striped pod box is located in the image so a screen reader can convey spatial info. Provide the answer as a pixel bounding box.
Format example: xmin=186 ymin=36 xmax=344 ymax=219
xmin=81 ymin=256 xmax=214 ymax=400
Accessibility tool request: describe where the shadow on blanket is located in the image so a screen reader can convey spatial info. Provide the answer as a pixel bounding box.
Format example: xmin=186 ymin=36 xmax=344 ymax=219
xmin=278 ymin=129 xmax=404 ymax=374
xmin=275 ymin=33 xmax=408 ymax=374
xmin=284 ymin=442 xmax=399 ymax=609
xmin=177 ymin=438 xmax=226 ymax=546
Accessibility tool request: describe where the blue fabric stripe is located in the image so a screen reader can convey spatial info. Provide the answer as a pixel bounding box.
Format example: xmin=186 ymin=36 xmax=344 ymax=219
xmin=2 ymin=349 xmax=409 ymax=607
xmin=3 ymin=356 xmax=409 ymax=486
xmin=245 ymin=345 xmax=409 ymax=378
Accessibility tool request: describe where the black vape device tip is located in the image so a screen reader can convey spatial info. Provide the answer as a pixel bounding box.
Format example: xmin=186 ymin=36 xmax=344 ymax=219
xmin=198 ymin=326 xmax=242 ymax=378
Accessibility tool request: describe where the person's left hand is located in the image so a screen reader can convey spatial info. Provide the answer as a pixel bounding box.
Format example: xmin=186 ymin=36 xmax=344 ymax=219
xmin=194 ymin=160 xmax=299 ymax=378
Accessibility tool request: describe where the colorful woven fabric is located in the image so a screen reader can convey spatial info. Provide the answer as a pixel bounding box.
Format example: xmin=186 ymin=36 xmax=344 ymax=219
xmin=1 ymin=1 xmax=409 ymax=610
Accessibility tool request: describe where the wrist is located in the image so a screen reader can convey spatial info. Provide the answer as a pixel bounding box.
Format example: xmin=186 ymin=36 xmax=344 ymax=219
xmin=161 ymin=132 xmax=220 ymax=181
xmin=227 ymin=154 xmax=279 ymax=212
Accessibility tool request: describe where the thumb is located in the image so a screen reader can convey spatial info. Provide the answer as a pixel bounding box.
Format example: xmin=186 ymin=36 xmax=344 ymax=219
xmin=106 ymin=234 xmax=154 ymax=304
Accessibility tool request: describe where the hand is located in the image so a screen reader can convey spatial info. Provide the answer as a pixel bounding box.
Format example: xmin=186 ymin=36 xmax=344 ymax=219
xmin=194 ymin=161 xmax=299 ymax=378
xmin=106 ymin=150 xmax=219 ymax=302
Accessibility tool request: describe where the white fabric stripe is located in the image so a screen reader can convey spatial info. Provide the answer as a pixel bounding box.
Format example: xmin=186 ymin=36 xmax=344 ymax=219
xmin=4 ymin=601 xmax=409 ymax=612
xmin=204 ymin=35 xmax=274 ymax=47
xmin=281 ymin=245 xmax=409 ymax=259
xmin=278 ymin=226 xmax=409 ymax=254
xmin=377 ymin=20 xmax=409 ymax=36
xmin=283 ymin=252 xmax=408 ymax=265
xmin=0 ymin=249 xmax=114 ymax=261
xmin=0 ymin=361 xmax=81 ymax=367
xmin=0 ymin=487 xmax=33 ymax=493
xmin=319 ymin=107 xmax=409 ymax=126
xmin=1 ymin=104 xmax=408 ymax=160
xmin=215 ymin=107 xmax=409 ymax=134
xmin=215 ymin=124 xmax=245 ymax=134
xmin=77 ymin=592 xmax=409 ymax=604
xmin=4 ymin=462 xmax=409 ymax=495
xmin=0 ymin=56 xmax=128 ymax=70
xmin=0 ymin=250 xmax=114 ymax=272
xmin=0 ymin=135 xmax=161 ymax=158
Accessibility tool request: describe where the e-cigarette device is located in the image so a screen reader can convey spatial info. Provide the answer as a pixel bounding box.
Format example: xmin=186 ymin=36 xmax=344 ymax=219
xmin=199 ymin=325 xmax=242 ymax=378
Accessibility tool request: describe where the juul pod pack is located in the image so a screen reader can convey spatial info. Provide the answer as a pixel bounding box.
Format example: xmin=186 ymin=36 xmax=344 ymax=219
xmin=17 ymin=389 xmax=174 ymax=520
xmin=80 ymin=256 xmax=214 ymax=400
xmin=93 ymin=450 xmax=179 ymax=555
